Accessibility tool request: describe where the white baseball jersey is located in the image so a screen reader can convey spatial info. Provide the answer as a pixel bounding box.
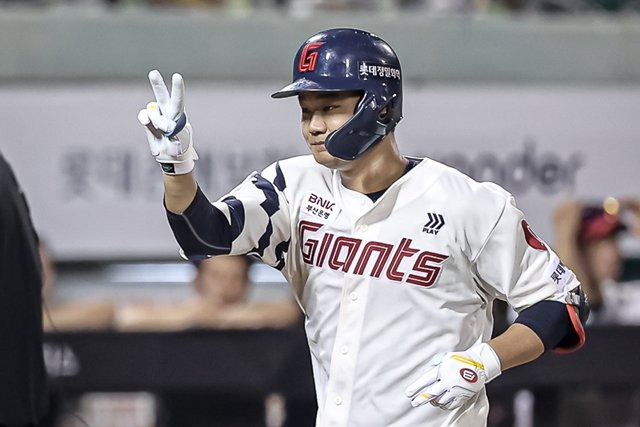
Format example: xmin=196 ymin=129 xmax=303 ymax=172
xmin=186 ymin=155 xmax=579 ymax=427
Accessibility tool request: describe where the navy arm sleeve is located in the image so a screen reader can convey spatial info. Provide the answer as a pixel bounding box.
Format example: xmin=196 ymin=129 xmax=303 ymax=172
xmin=513 ymin=300 xmax=574 ymax=351
xmin=165 ymin=186 xmax=236 ymax=259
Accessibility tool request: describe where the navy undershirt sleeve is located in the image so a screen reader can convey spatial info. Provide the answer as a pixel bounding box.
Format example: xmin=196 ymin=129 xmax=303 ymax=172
xmin=165 ymin=186 xmax=233 ymax=259
xmin=513 ymin=300 xmax=572 ymax=351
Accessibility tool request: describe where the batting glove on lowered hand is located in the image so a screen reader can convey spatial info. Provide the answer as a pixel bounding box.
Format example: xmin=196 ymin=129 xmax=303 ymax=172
xmin=405 ymin=343 xmax=501 ymax=410
xmin=138 ymin=70 xmax=198 ymax=175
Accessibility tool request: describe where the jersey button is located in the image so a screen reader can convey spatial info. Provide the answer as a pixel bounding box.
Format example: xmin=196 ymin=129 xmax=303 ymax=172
xmin=358 ymin=224 xmax=369 ymax=232
xmin=340 ymin=345 xmax=349 ymax=355
xmin=349 ymin=292 xmax=358 ymax=301
xmin=334 ymin=396 xmax=343 ymax=406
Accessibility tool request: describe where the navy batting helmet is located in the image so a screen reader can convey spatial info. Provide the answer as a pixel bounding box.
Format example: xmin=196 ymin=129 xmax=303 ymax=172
xmin=271 ymin=28 xmax=403 ymax=161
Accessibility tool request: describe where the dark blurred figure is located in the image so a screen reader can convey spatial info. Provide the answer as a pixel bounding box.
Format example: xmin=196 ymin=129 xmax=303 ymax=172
xmin=0 ymin=152 xmax=49 ymax=427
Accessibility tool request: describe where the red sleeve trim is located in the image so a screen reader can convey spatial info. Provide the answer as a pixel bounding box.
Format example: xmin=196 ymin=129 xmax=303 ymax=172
xmin=553 ymin=305 xmax=586 ymax=354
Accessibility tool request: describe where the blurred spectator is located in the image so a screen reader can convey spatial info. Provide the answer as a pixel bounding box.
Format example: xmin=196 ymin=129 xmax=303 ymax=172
xmin=286 ymin=0 xmax=371 ymax=12
xmin=0 ymin=152 xmax=49 ymax=427
xmin=115 ymin=255 xmax=301 ymax=331
xmin=41 ymin=242 xmax=115 ymax=332
xmin=287 ymin=0 xmax=490 ymax=12
xmin=499 ymin=0 xmax=640 ymax=13
xmin=487 ymin=197 xmax=640 ymax=426
xmin=253 ymin=0 xmax=288 ymax=7
xmin=553 ymin=197 xmax=640 ymax=325
xmin=147 ymin=0 xmax=225 ymax=7
xmin=397 ymin=0 xmax=490 ymax=12
xmin=551 ymin=197 xmax=640 ymax=427
xmin=487 ymin=0 xmax=528 ymax=11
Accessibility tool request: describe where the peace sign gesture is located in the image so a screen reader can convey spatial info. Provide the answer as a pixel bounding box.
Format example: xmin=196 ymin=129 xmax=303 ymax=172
xmin=138 ymin=70 xmax=198 ymax=175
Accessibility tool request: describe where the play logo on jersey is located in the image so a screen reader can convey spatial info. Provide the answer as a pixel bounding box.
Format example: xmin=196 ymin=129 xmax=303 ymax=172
xmin=422 ymin=213 xmax=445 ymax=235
xmin=301 ymin=192 xmax=340 ymax=222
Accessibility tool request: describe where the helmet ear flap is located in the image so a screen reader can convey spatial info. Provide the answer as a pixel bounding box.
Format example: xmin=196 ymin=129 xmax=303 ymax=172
xmin=325 ymin=93 xmax=390 ymax=161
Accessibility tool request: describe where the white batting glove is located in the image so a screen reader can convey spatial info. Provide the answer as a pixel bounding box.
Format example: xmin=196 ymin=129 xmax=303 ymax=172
xmin=405 ymin=343 xmax=501 ymax=410
xmin=138 ymin=70 xmax=198 ymax=175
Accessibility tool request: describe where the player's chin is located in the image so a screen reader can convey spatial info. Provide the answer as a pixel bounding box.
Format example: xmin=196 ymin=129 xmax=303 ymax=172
xmin=310 ymin=146 xmax=337 ymax=166
xmin=312 ymin=152 xmax=341 ymax=169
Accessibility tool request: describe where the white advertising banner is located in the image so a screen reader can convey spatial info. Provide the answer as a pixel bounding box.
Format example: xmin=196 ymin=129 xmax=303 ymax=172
xmin=1 ymin=83 xmax=638 ymax=260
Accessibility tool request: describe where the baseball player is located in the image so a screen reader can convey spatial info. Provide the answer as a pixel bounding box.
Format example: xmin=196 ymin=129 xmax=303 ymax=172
xmin=138 ymin=28 xmax=587 ymax=427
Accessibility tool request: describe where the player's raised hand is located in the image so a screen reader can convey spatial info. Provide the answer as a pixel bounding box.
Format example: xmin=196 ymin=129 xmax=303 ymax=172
xmin=405 ymin=343 xmax=501 ymax=411
xmin=138 ymin=70 xmax=198 ymax=175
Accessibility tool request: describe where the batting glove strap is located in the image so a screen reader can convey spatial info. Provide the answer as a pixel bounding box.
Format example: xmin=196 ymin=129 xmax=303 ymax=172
xmin=138 ymin=107 xmax=198 ymax=175
xmin=469 ymin=342 xmax=502 ymax=382
xmin=157 ymin=145 xmax=199 ymax=175
xmin=405 ymin=343 xmax=502 ymax=410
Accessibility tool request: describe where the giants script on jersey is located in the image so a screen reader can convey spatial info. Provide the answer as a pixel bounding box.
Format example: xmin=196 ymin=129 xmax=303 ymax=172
xmin=299 ymin=220 xmax=449 ymax=287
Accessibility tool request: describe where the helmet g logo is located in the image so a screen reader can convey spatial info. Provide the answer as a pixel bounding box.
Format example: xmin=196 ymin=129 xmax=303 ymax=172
xmin=298 ymin=42 xmax=324 ymax=72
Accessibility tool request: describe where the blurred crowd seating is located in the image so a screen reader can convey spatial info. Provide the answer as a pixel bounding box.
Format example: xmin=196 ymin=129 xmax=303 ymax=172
xmin=1 ymin=0 xmax=639 ymax=13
